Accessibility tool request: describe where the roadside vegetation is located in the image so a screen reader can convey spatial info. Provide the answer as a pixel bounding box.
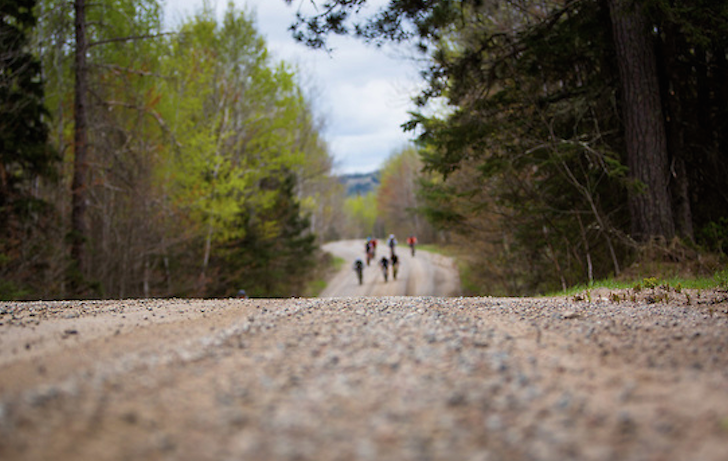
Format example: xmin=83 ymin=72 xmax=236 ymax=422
xmin=304 ymin=255 xmax=345 ymax=298
xmin=2 ymin=1 xmax=343 ymax=299
xmin=4 ymin=0 xmax=727 ymax=300
xmin=309 ymin=0 xmax=728 ymax=298
xmin=553 ymin=269 xmax=728 ymax=297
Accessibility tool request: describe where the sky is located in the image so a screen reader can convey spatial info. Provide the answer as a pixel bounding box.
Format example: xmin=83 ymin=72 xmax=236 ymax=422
xmin=163 ymin=0 xmax=423 ymax=175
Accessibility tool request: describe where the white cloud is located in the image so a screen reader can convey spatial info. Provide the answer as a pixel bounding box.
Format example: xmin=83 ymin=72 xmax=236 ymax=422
xmin=163 ymin=0 xmax=422 ymax=174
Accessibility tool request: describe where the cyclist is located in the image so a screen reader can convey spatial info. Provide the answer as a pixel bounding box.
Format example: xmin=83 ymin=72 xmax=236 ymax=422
xmin=407 ymin=235 xmax=418 ymax=257
xmin=387 ymin=234 xmax=397 ymax=258
xmin=365 ymin=239 xmax=374 ymax=265
xmin=379 ymin=256 xmax=389 ymax=282
xmin=391 ymin=254 xmax=399 ymax=280
xmin=353 ymin=258 xmax=364 ymax=285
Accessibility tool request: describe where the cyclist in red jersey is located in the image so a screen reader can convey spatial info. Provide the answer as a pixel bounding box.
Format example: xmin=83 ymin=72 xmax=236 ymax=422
xmin=407 ymin=235 xmax=418 ymax=256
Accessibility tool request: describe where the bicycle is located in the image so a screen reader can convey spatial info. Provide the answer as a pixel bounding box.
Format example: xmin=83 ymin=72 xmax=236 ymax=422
xmin=379 ymin=257 xmax=389 ymax=282
xmin=353 ymin=258 xmax=364 ymax=285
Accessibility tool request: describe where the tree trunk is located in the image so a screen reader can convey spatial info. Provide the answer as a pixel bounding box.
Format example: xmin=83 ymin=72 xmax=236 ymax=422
xmin=71 ymin=0 xmax=89 ymax=287
xmin=671 ymin=156 xmax=693 ymax=240
xmin=607 ymin=0 xmax=675 ymax=243
xmin=661 ymin=24 xmax=694 ymax=242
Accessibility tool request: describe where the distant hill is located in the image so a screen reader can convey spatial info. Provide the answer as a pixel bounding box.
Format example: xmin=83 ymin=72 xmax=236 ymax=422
xmin=339 ymin=171 xmax=380 ymax=197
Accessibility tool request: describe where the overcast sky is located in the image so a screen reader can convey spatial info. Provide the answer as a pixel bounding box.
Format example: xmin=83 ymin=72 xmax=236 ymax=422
xmin=163 ymin=0 xmax=423 ymax=175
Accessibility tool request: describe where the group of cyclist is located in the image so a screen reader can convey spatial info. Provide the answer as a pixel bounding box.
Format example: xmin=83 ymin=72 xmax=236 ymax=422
xmin=353 ymin=234 xmax=417 ymax=285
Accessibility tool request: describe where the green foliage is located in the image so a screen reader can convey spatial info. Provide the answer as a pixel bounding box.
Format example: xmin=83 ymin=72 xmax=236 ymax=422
xmin=415 ymin=176 xmax=465 ymax=228
xmin=1 ymin=0 xmax=337 ymax=299
xmin=290 ymin=0 xmax=728 ymax=296
xmin=642 ymin=277 xmax=660 ymax=290
xmin=0 ymin=276 xmax=30 ymax=301
xmin=698 ymin=218 xmax=728 ymax=255
xmin=409 ymin=1 xmax=634 ymax=295
xmin=159 ymin=6 xmax=314 ymax=254
xmin=0 ymin=0 xmax=59 ymax=298
xmin=715 ymin=270 xmax=728 ymax=290
xmin=151 ymin=4 xmax=334 ymax=297
xmin=332 ymin=256 xmax=345 ymax=272
xmin=376 ymin=146 xmax=437 ymax=242
xmin=344 ymin=192 xmax=379 ymax=238
xmin=551 ymin=269 xmax=728 ymax=298
xmin=0 ymin=0 xmax=57 ymax=183
xmin=212 ymin=172 xmax=317 ymax=298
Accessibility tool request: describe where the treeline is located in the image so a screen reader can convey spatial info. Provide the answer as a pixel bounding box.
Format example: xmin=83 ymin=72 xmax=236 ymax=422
xmin=292 ymin=0 xmax=728 ymax=295
xmin=1 ymin=0 xmax=343 ymax=299
xmin=340 ymin=147 xmax=438 ymax=244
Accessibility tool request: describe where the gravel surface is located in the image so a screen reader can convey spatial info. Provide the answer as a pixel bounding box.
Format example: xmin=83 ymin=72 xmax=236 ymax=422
xmin=1 ymin=292 xmax=727 ymax=460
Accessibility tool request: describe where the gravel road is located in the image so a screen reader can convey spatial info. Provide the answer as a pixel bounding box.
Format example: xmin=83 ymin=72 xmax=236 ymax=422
xmin=1 ymin=291 xmax=727 ymax=460
xmin=320 ymin=240 xmax=461 ymax=297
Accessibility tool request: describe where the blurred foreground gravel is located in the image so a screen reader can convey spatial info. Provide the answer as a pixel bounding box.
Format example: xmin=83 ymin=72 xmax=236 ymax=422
xmin=1 ymin=294 xmax=727 ymax=460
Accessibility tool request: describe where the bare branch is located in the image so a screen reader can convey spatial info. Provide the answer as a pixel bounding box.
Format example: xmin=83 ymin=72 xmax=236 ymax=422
xmin=89 ymin=32 xmax=175 ymax=48
xmin=90 ymin=62 xmax=171 ymax=80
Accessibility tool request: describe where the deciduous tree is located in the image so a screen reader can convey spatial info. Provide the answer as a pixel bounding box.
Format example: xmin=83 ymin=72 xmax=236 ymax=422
xmin=377 ymin=146 xmax=435 ymax=242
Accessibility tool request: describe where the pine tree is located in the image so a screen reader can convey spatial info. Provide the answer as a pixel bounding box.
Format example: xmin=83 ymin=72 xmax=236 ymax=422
xmin=0 ymin=0 xmax=58 ymax=298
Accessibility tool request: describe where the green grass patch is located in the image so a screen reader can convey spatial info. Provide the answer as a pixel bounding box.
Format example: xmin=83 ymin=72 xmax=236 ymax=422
xmin=546 ymin=269 xmax=728 ymax=297
xmin=304 ymin=253 xmax=345 ymax=297
xmin=332 ymin=256 xmax=346 ymax=271
xmin=403 ymin=243 xmax=455 ymax=257
xmin=306 ymin=278 xmax=328 ymax=297
xmin=454 ymin=258 xmax=483 ymax=295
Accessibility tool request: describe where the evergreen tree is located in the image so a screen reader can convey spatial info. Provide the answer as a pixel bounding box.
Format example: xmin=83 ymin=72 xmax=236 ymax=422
xmin=214 ymin=171 xmax=317 ymax=298
xmin=288 ymin=0 xmax=728 ymax=293
xmin=0 ymin=0 xmax=58 ymax=298
xmin=608 ymin=0 xmax=674 ymax=242
xmin=0 ymin=0 xmax=56 ymax=208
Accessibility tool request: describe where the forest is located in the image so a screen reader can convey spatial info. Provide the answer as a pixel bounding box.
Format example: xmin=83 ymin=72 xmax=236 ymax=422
xmin=1 ymin=0 xmax=346 ymax=299
xmin=293 ymin=0 xmax=728 ymax=295
xmin=2 ymin=0 xmax=728 ymax=299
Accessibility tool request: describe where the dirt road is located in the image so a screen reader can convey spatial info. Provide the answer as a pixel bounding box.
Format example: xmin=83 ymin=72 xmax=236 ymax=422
xmin=1 ymin=289 xmax=727 ymax=460
xmin=320 ymin=240 xmax=460 ymax=297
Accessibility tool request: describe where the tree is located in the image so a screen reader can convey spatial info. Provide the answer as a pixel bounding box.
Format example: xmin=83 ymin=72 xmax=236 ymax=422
xmin=158 ymin=5 xmax=325 ymax=295
xmin=62 ymin=0 xmax=169 ymax=296
xmin=607 ymin=0 xmax=674 ymax=242
xmin=213 ymin=171 xmax=317 ymax=298
xmin=0 ymin=0 xmax=54 ymax=182
xmin=650 ymin=0 xmax=728 ymax=244
xmin=287 ymin=0 xmax=728 ymax=294
xmin=22 ymin=0 xmax=335 ymax=299
xmin=0 ymin=0 xmax=58 ymax=298
xmin=1 ymin=0 xmax=56 ymax=203
xmin=377 ymin=146 xmax=435 ymax=242
xmin=69 ymin=0 xmax=89 ymax=291
xmin=343 ymin=191 xmax=380 ymax=238
xmin=30 ymin=0 xmax=170 ymax=295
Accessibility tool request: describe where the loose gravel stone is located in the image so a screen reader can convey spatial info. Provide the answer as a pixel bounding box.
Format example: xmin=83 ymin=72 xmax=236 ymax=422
xmin=0 ymin=294 xmax=727 ymax=461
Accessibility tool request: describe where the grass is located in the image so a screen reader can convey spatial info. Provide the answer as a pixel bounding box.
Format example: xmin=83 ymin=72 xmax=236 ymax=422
xmin=547 ymin=268 xmax=728 ymax=298
xmin=411 ymin=243 xmax=454 ymax=257
xmin=331 ymin=256 xmax=346 ymax=271
xmin=304 ymin=255 xmax=346 ymax=297
xmin=419 ymin=242 xmax=728 ymax=298
xmin=399 ymin=243 xmax=483 ymax=295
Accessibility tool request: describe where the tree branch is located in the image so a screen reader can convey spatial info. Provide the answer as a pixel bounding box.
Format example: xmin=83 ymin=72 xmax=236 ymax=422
xmin=90 ymin=62 xmax=171 ymax=80
xmin=89 ymin=32 xmax=174 ymax=48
